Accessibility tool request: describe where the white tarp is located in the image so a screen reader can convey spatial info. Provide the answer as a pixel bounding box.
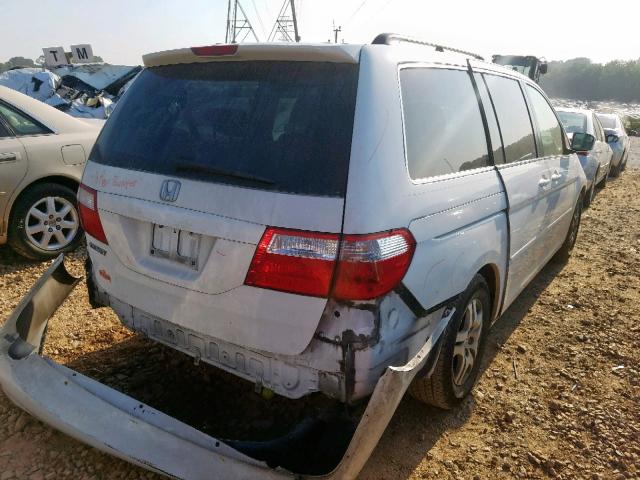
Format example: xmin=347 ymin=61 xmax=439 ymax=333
xmin=0 ymin=64 xmax=140 ymax=119
xmin=0 ymin=68 xmax=60 ymax=102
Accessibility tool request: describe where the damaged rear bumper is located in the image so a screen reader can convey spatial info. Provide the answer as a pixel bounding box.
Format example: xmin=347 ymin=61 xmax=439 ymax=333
xmin=0 ymin=255 xmax=451 ymax=479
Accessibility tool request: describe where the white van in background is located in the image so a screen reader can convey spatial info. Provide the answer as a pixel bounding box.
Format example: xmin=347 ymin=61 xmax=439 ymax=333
xmin=78 ymin=36 xmax=587 ymax=412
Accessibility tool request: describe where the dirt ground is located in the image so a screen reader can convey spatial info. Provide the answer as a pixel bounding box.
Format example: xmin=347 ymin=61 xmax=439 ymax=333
xmin=1 ymin=139 xmax=639 ymax=479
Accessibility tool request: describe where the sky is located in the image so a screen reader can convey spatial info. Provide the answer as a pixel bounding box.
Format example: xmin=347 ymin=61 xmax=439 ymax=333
xmin=1 ymin=0 xmax=639 ymax=66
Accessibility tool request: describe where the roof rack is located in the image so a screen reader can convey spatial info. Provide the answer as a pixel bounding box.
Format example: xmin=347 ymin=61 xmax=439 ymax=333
xmin=372 ymin=33 xmax=484 ymax=61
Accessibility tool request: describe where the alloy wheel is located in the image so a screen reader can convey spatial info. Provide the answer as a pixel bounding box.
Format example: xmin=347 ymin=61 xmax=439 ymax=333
xmin=452 ymin=297 xmax=484 ymax=387
xmin=25 ymin=196 xmax=79 ymax=251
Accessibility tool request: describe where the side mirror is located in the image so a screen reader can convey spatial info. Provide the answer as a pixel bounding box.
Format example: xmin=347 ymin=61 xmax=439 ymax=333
xmin=570 ymin=132 xmax=595 ymax=152
xmin=606 ymin=133 xmax=619 ymax=143
xmin=539 ymin=62 xmax=548 ymax=75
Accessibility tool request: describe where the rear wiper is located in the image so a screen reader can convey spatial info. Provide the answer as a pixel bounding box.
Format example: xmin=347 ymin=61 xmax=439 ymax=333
xmin=174 ymin=162 xmax=275 ymax=185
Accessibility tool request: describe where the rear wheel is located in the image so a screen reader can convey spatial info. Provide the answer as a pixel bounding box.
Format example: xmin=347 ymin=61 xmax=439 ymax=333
xmin=553 ymin=192 xmax=583 ymax=263
xmin=8 ymin=183 xmax=82 ymax=260
xmin=409 ymin=274 xmax=491 ymax=409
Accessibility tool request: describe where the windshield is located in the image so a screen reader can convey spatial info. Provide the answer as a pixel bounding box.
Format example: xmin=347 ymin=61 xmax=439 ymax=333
xmin=558 ymin=111 xmax=587 ymax=134
xmin=90 ymin=61 xmax=359 ymax=197
xmin=596 ymin=114 xmax=617 ymax=129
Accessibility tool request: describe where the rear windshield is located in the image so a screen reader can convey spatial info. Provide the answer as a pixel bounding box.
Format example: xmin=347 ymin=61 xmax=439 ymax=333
xmin=90 ymin=61 xmax=359 ymax=197
xmin=557 ymin=111 xmax=587 ymax=134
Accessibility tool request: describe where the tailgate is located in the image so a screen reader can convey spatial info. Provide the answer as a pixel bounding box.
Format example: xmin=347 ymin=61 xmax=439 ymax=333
xmin=83 ymin=162 xmax=344 ymax=356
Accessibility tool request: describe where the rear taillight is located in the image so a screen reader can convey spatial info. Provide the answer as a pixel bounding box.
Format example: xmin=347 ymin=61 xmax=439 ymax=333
xmin=191 ymin=45 xmax=238 ymax=56
xmin=245 ymin=228 xmax=339 ymax=297
xmin=77 ymin=184 xmax=108 ymax=244
xmin=245 ymin=227 xmax=415 ymax=300
xmin=332 ymin=230 xmax=416 ymax=300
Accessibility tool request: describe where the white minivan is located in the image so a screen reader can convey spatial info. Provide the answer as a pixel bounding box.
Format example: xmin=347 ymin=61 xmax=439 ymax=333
xmin=79 ymin=36 xmax=587 ymax=411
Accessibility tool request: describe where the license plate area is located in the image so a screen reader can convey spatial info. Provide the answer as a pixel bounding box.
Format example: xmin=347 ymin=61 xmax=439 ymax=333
xmin=151 ymin=224 xmax=201 ymax=270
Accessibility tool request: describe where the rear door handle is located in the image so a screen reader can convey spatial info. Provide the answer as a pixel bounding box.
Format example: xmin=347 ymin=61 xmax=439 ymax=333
xmin=0 ymin=153 xmax=18 ymax=163
xmin=551 ymin=170 xmax=562 ymax=181
xmin=539 ymin=176 xmax=551 ymax=188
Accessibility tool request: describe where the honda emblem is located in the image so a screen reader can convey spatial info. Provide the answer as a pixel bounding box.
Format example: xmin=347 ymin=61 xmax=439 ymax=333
xmin=159 ymin=179 xmax=181 ymax=202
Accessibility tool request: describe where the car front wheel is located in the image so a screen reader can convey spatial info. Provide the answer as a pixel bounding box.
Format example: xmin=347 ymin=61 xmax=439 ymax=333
xmin=8 ymin=183 xmax=83 ymax=260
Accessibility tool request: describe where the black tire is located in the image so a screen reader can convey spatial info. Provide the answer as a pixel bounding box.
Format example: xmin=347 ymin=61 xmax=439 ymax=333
xmin=8 ymin=183 xmax=83 ymax=260
xmin=583 ymin=174 xmax=596 ymax=208
xmin=597 ymin=166 xmax=608 ymax=188
xmin=610 ymin=160 xmax=621 ymax=178
xmin=553 ymin=192 xmax=583 ymax=264
xmin=409 ymin=274 xmax=491 ymax=409
xmin=621 ymin=151 xmax=628 ymax=172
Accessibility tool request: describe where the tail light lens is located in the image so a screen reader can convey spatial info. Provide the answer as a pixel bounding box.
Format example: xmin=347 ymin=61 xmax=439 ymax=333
xmin=332 ymin=230 xmax=416 ymax=300
xmin=77 ymin=184 xmax=108 ymax=244
xmin=245 ymin=227 xmax=415 ymax=300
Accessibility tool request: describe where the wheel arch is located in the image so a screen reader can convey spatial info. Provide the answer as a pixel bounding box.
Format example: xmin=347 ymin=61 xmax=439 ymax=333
xmin=6 ymin=175 xmax=80 ymax=232
xmin=477 ymin=263 xmax=501 ymax=323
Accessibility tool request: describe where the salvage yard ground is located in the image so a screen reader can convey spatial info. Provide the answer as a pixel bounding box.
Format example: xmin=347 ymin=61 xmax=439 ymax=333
xmin=1 ymin=138 xmax=639 ymax=480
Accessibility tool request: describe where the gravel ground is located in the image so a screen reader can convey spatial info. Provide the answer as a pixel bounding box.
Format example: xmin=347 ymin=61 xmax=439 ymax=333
xmin=0 ymin=138 xmax=639 ymax=479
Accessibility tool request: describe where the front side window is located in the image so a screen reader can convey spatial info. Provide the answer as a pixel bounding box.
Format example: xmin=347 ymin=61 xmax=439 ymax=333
xmin=483 ymin=75 xmax=537 ymax=163
xmin=526 ymin=85 xmax=564 ymax=157
xmin=0 ymin=103 xmax=49 ymax=136
xmin=557 ymin=111 xmax=587 ymax=134
xmin=596 ymin=114 xmax=616 ymax=129
xmin=400 ymin=68 xmax=490 ymax=180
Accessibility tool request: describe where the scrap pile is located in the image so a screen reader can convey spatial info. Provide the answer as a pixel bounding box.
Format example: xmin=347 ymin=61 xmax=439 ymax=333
xmin=0 ymin=64 xmax=141 ymax=119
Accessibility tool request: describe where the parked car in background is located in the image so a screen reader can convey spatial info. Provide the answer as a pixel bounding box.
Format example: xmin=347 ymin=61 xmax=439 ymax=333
xmin=557 ymin=107 xmax=613 ymax=206
xmin=596 ymin=113 xmax=630 ymax=176
xmin=0 ymin=86 xmax=102 ymax=259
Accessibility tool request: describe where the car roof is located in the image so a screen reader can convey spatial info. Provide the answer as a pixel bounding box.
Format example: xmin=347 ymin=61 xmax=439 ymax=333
xmin=0 ymin=85 xmax=95 ymax=134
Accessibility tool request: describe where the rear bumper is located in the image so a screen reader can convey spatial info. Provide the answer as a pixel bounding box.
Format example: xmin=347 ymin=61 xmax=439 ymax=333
xmin=0 ymin=255 xmax=453 ymax=480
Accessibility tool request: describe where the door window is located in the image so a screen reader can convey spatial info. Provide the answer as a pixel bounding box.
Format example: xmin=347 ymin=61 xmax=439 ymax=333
xmin=0 ymin=103 xmax=50 ymax=136
xmin=0 ymin=121 xmax=10 ymax=138
xmin=482 ymin=75 xmax=537 ymax=163
xmin=474 ymin=73 xmax=505 ymax=164
xmin=526 ymin=85 xmax=564 ymax=157
xmin=400 ymin=68 xmax=490 ymax=179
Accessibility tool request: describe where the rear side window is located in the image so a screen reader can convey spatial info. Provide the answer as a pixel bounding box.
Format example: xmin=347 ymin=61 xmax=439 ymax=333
xmin=525 ymin=85 xmax=564 ymax=157
xmin=91 ymin=61 xmax=359 ymax=197
xmin=0 ymin=103 xmax=50 ymax=136
xmin=400 ymin=68 xmax=489 ymax=180
xmin=482 ymin=75 xmax=537 ymax=163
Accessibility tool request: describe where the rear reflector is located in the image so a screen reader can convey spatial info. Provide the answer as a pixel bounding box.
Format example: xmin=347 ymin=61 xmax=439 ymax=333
xmin=78 ymin=184 xmax=108 ymax=244
xmin=245 ymin=227 xmax=415 ymax=300
xmin=191 ymin=45 xmax=239 ymax=56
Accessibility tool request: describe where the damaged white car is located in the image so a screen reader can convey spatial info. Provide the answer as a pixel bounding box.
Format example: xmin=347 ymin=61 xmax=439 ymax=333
xmin=0 ymin=34 xmax=588 ymax=479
